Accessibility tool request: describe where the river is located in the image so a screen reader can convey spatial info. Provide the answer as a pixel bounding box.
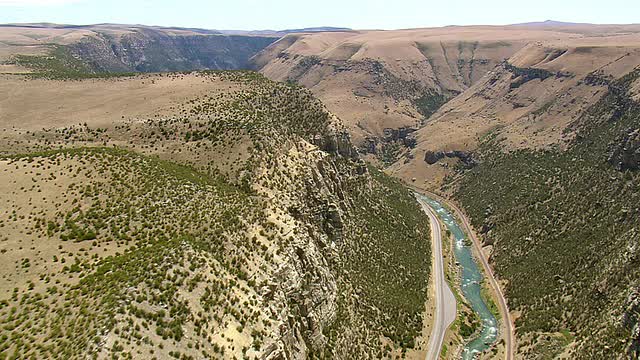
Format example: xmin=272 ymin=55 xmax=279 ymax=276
xmin=418 ymin=194 xmax=499 ymax=359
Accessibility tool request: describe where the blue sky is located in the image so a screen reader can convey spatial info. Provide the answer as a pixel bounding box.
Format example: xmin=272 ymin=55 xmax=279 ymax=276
xmin=1 ymin=0 xmax=638 ymax=30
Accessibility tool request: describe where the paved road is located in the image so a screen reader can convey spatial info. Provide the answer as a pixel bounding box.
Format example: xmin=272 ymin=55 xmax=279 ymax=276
xmin=416 ymin=194 xmax=457 ymax=360
xmin=415 ymin=189 xmax=515 ymax=360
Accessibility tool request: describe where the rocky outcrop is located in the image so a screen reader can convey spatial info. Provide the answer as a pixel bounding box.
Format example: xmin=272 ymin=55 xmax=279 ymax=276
xmin=424 ymin=149 xmax=477 ymax=168
xmin=424 ymin=150 xmax=444 ymax=164
xmin=314 ymin=131 xmax=359 ymax=159
xmin=384 ymin=127 xmax=417 ymax=148
xmin=504 ymin=61 xmax=571 ymax=89
xmin=257 ymin=138 xmax=363 ymax=359
xmin=360 ymin=127 xmax=416 ymax=165
xmin=363 ymin=137 xmax=378 ymax=154
xmin=608 ymin=128 xmax=640 ymax=171
xmin=265 ymin=237 xmax=338 ymax=360
xmin=323 ymin=203 xmax=344 ymax=243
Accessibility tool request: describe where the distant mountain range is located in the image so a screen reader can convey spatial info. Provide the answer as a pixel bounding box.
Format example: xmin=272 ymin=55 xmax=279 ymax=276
xmin=219 ymin=27 xmax=353 ymax=36
xmin=0 ymin=22 xmax=352 ymax=36
xmin=510 ymin=19 xmax=607 ymax=27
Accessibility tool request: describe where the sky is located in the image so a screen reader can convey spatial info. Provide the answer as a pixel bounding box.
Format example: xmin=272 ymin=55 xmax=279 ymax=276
xmin=0 ymin=0 xmax=639 ymax=30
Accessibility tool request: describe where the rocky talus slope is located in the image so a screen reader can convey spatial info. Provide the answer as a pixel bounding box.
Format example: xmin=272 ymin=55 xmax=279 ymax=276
xmin=0 ymin=71 xmax=431 ymax=359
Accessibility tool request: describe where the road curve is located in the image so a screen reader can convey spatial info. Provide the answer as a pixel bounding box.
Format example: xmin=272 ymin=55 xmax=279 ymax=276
xmin=416 ymin=194 xmax=457 ymax=360
xmin=414 ymin=188 xmax=515 ymax=360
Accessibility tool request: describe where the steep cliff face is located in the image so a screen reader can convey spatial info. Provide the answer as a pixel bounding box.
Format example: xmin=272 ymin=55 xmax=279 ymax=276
xmin=69 ymin=29 xmax=278 ymax=72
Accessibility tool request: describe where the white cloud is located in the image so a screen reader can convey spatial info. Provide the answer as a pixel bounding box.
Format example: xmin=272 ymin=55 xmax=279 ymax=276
xmin=0 ymin=0 xmax=84 ymax=5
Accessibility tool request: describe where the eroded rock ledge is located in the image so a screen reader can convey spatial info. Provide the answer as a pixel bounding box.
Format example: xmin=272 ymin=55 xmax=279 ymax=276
xmin=424 ymin=150 xmax=477 ymax=168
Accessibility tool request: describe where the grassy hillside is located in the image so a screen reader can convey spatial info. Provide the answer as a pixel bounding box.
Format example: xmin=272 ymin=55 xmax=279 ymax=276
xmin=455 ymin=70 xmax=640 ymax=359
xmin=0 ymin=71 xmax=431 ymax=359
xmin=0 ymin=148 xmax=261 ymax=359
